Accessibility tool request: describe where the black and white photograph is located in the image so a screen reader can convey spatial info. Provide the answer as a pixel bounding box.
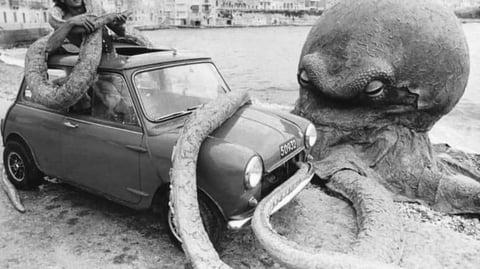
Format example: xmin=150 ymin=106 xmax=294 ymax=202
xmin=1 ymin=0 xmax=480 ymax=268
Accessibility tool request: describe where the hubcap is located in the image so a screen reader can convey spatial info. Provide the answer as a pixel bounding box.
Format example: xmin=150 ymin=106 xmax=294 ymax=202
xmin=7 ymin=152 xmax=25 ymax=183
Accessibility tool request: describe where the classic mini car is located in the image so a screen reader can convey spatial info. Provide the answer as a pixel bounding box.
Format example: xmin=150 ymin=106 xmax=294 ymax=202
xmin=1 ymin=44 xmax=316 ymax=245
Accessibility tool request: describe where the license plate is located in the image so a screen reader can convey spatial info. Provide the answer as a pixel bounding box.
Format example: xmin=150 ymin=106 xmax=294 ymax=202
xmin=280 ymin=139 xmax=297 ymax=158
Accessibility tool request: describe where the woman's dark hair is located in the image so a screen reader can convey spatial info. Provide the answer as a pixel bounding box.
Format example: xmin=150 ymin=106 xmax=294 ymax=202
xmin=52 ymin=0 xmax=67 ymax=12
xmin=52 ymin=0 xmax=85 ymax=12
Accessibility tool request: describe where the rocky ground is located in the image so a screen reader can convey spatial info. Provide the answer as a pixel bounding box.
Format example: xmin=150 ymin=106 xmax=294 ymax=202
xmin=0 ymin=61 xmax=480 ymax=268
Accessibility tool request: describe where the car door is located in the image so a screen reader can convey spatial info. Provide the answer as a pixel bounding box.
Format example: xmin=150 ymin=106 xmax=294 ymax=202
xmin=59 ymin=72 xmax=144 ymax=204
xmin=14 ymin=68 xmax=67 ymax=177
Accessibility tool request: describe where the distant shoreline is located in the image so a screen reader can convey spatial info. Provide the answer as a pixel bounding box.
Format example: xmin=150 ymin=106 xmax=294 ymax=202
xmin=2 ymin=16 xmax=479 ymax=48
xmin=138 ymin=23 xmax=314 ymax=31
xmin=0 ymin=23 xmax=314 ymax=48
xmin=460 ymin=18 xmax=480 ymax=23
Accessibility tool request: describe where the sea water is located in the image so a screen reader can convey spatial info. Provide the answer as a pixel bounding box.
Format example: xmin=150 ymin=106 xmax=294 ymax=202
xmin=147 ymin=24 xmax=480 ymax=153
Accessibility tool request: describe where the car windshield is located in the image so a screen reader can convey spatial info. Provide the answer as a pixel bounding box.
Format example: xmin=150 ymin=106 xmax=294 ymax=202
xmin=134 ymin=63 xmax=228 ymax=121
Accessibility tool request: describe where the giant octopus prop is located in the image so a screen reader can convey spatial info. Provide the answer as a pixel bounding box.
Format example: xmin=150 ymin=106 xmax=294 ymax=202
xmin=294 ymin=0 xmax=480 ymax=214
xmin=281 ymin=0 xmax=480 ymax=266
xmin=258 ymin=0 xmax=480 ymax=268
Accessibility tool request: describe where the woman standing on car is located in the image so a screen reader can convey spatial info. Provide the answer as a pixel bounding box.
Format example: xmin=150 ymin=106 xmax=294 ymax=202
xmin=46 ymin=0 xmax=129 ymax=54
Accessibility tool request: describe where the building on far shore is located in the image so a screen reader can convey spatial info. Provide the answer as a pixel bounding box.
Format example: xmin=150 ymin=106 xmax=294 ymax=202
xmin=108 ymin=0 xmax=217 ymax=27
xmin=0 ymin=0 xmax=52 ymax=47
xmin=0 ymin=0 xmax=51 ymax=30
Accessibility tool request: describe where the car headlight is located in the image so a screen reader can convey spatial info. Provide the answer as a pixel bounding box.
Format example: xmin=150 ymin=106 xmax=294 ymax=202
xmin=304 ymin=123 xmax=317 ymax=148
xmin=244 ymin=155 xmax=263 ymax=189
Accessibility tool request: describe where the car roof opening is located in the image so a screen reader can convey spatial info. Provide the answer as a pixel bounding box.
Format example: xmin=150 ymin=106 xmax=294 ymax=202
xmin=114 ymin=45 xmax=175 ymax=56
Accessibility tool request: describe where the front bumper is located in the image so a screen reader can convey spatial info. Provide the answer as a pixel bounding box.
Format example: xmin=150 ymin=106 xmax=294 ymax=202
xmin=227 ymin=161 xmax=314 ymax=229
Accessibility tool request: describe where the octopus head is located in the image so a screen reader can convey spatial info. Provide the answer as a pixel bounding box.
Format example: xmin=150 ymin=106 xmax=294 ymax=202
xmin=295 ymin=0 xmax=469 ymax=133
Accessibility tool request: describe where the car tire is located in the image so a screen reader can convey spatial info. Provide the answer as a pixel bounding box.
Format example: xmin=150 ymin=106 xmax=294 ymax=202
xmin=163 ymin=191 xmax=225 ymax=250
xmin=3 ymin=140 xmax=43 ymax=189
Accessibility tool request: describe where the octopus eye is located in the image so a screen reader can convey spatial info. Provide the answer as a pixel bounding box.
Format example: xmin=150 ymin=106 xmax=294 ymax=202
xmin=365 ymin=80 xmax=385 ymax=97
xmin=298 ymin=70 xmax=311 ymax=87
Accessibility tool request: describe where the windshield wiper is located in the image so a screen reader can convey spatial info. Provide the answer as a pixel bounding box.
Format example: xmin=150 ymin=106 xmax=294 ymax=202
xmin=155 ymin=105 xmax=202 ymax=122
xmin=157 ymin=111 xmax=192 ymax=121
xmin=186 ymin=105 xmax=201 ymax=111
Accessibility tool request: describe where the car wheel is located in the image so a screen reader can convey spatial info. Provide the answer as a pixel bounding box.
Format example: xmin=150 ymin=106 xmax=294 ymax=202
xmin=164 ymin=192 xmax=225 ymax=250
xmin=3 ymin=140 xmax=43 ymax=189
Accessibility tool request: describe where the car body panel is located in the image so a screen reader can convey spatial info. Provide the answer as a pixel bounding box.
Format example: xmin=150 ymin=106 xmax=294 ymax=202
xmin=4 ymin=102 xmax=63 ymax=177
xmin=208 ymin=105 xmax=305 ymax=172
xmin=58 ymin=116 xmax=143 ymax=204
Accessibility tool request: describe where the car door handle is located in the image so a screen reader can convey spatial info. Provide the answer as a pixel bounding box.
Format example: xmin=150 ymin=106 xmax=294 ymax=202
xmin=125 ymin=145 xmax=148 ymax=153
xmin=63 ymin=121 xmax=79 ymax=128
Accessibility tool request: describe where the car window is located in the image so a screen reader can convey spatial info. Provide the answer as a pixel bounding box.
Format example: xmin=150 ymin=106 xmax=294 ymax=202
xmin=23 ymin=70 xmax=140 ymax=127
xmin=88 ymin=74 xmax=139 ymax=126
xmin=134 ymin=63 xmax=228 ymax=121
xmin=23 ymin=68 xmax=68 ymax=102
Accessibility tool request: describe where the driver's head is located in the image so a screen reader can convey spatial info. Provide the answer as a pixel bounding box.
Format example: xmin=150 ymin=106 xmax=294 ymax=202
xmin=93 ymin=79 xmax=128 ymax=117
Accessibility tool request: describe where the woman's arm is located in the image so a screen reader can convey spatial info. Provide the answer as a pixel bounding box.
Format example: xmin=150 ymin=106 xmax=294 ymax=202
xmin=46 ymin=6 xmax=96 ymax=53
xmin=104 ymin=11 xmax=132 ymax=37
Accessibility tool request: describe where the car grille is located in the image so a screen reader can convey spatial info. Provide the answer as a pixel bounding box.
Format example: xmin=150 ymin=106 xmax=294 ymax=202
xmin=261 ymin=152 xmax=305 ymax=197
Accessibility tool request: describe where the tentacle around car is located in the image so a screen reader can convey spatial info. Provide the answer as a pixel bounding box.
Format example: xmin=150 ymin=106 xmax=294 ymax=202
xmin=25 ymin=1 xmax=118 ymax=110
xmin=0 ymin=167 xmax=25 ymax=213
xmin=169 ymin=90 xmax=250 ymax=268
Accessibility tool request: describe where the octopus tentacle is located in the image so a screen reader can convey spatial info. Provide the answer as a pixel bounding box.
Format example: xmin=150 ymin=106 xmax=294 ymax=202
xmin=25 ymin=30 xmax=102 ymax=109
xmin=250 ymin=148 xmax=404 ymax=268
xmin=326 ymin=170 xmax=405 ymax=264
xmin=25 ymin=4 xmax=122 ymax=109
xmin=0 ymin=167 xmax=25 ymax=213
xmin=169 ymin=90 xmax=250 ymax=269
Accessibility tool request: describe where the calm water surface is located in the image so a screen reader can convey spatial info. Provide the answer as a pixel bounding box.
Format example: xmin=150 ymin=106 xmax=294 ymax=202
xmin=145 ymin=24 xmax=480 ymax=153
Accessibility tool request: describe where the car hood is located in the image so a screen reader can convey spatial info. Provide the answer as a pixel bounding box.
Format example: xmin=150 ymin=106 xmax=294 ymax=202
xmin=147 ymin=104 xmax=308 ymax=172
xmin=208 ymin=105 xmax=305 ymax=171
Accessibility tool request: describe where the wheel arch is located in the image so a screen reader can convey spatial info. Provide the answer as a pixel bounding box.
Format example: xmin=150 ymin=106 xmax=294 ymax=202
xmin=4 ymin=133 xmax=42 ymax=173
xmin=150 ymin=183 xmax=227 ymax=222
